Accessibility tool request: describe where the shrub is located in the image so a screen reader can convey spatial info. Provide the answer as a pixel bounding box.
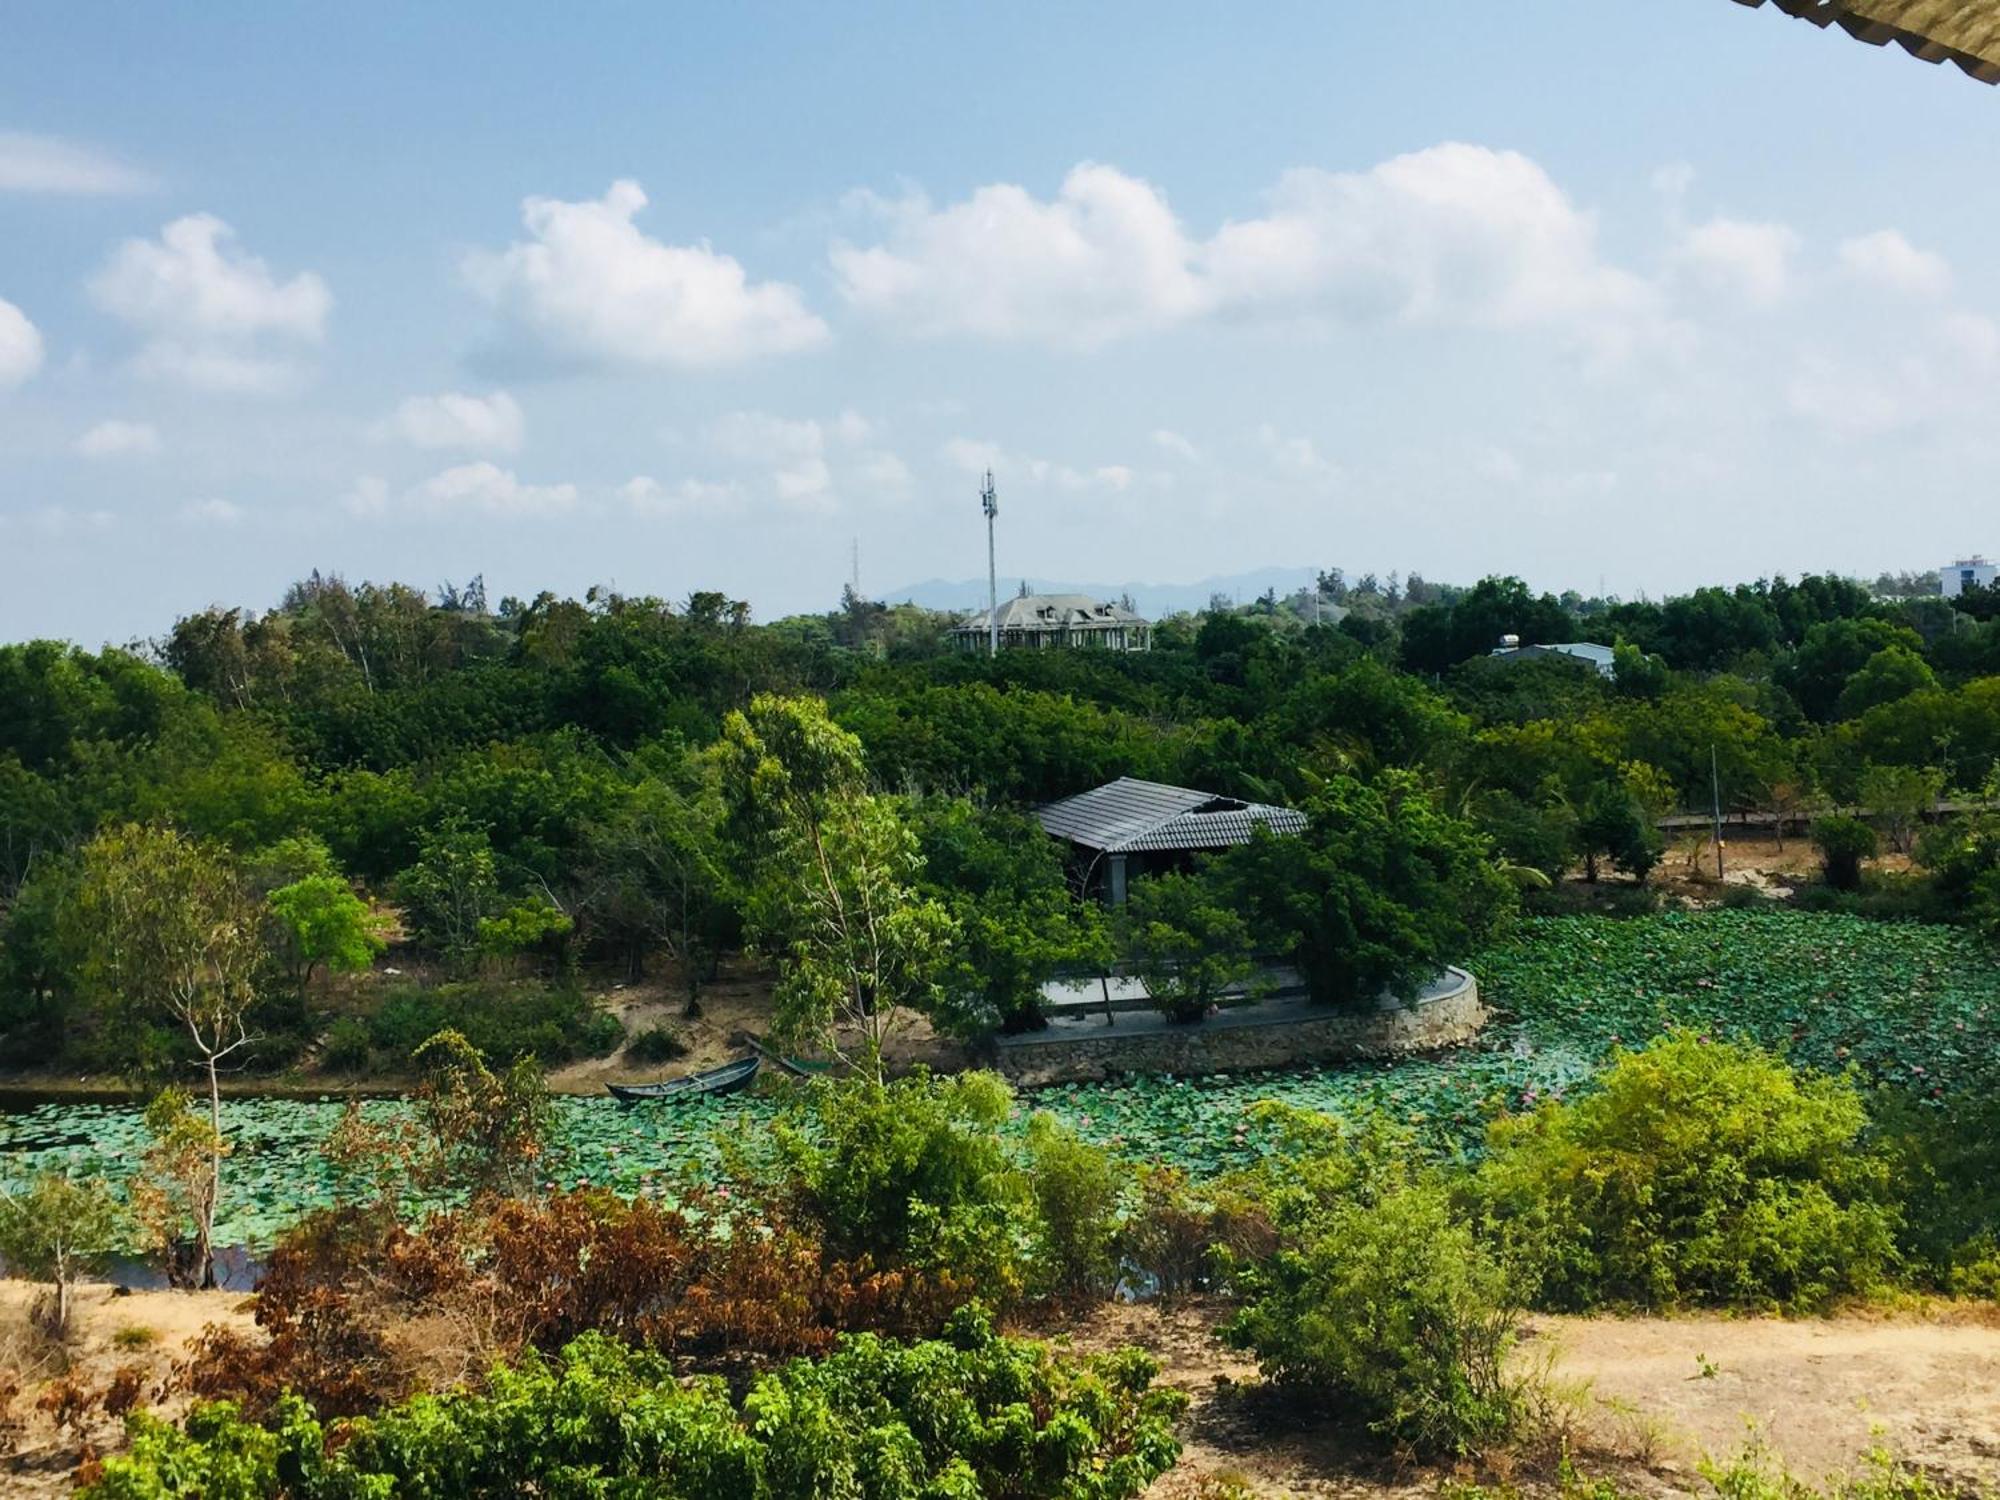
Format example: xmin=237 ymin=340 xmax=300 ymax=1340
xmin=1022 ymin=1113 xmax=1124 ymax=1302
xmin=1118 ymin=1166 xmax=1272 ymax=1302
xmin=1872 ymin=1087 xmax=2000 ymax=1295
xmin=365 ymin=982 xmax=622 ymax=1067
xmin=316 ymin=1016 xmax=370 ymax=1073
xmin=1811 ymin=815 xmax=1878 ymax=893
xmin=763 ymin=1070 xmax=1026 ymax=1297
xmin=625 ymin=1023 xmax=687 ymax=1065
xmin=1476 ymin=1031 xmax=1900 ymax=1310
xmin=93 ymin=1314 xmax=1187 ymax=1500
xmin=1222 ymin=1179 xmax=1524 ymax=1456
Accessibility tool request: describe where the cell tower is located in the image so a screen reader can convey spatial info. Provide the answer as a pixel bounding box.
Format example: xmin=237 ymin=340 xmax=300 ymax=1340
xmin=980 ymin=470 xmax=999 ymax=657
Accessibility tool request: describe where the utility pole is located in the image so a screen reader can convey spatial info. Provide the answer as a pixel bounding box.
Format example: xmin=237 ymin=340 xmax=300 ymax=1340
xmin=981 ymin=470 xmax=999 ymax=658
xmin=1711 ymin=744 xmax=1725 ymax=880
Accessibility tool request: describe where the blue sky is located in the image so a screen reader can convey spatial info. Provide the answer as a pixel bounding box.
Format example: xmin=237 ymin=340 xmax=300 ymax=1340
xmin=4 ymin=2 xmax=1999 ymax=644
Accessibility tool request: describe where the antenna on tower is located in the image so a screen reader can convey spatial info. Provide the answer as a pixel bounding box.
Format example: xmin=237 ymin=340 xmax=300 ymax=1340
xmin=980 ymin=470 xmax=999 ymax=658
xmin=850 ymin=537 xmax=860 ymax=600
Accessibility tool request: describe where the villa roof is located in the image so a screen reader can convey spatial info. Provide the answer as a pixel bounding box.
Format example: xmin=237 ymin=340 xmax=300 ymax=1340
xmin=954 ymin=593 xmax=1149 ymax=633
xmin=1732 ymin=0 xmax=2000 ymax=83
xmin=1036 ymin=776 xmax=1307 ymax=854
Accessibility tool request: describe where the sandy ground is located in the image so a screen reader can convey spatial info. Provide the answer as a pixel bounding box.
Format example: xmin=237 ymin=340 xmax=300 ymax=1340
xmin=0 ymin=1280 xmax=255 ymax=1495
xmin=1055 ymin=1301 xmax=2000 ymax=1499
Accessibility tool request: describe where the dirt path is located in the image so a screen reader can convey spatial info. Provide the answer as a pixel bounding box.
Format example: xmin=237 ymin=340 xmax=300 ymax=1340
xmin=1536 ymin=1309 xmax=2000 ymax=1491
xmin=1056 ymin=1301 xmax=2000 ymax=1498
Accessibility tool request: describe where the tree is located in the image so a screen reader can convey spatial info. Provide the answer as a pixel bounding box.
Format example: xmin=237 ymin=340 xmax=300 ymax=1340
xmin=410 ymin=1029 xmax=551 ymax=1198
xmin=1211 ymin=771 xmax=1514 ymax=1008
xmin=576 ymin=771 xmax=730 ymax=1013
xmin=907 ymin=797 xmax=1109 ymax=1035
xmin=1120 ymin=872 xmax=1257 ymax=1024
xmin=719 ymin=695 xmax=957 ymax=1077
xmin=1859 ymin=764 xmax=1944 ymax=855
xmin=70 ymin=825 xmax=261 ymax=1287
xmin=1811 ymin=814 xmax=1878 ymax=892
xmin=0 ymin=1173 xmax=122 ymax=1337
xmin=131 ymin=1088 xmax=226 ymax=1289
xmin=396 ymin=819 xmax=501 ymax=973
xmin=267 ymin=874 xmax=385 ymax=989
xmin=1574 ymin=783 xmax=1662 ymax=883
xmin=1836 ymin=645 xmax=1937 ymax=720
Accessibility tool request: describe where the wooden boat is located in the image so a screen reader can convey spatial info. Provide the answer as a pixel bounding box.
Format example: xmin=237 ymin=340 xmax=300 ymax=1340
xmin=606 ymin=1055 xmax=760 ymax=1103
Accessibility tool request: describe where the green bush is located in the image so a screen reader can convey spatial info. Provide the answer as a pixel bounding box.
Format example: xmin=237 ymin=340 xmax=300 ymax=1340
xmin=1222 ymin=1179 xmax=1524 ymax=1456
xmin=317 ymin=1016 xmax=370 ymax=1073
xmin=1811 ymin=815 xmax=1878 ymax=893
xmin=1117 ymin=1166 xmax=1271 ymax=1302
xmin=1022 ymin=1112 xmax=1125 ymax=1302
xmin=625 ymin=1024 xmax=688 ymax=1065
xmin=1476 ymin=1031 xmax=1900 ymax=1311
xmin=765 ymin=1070 xmax=1026 ymax=1297
xmin=364 ymin=982 xmax=621 ymax=1067
xmin=85 ymin=1314 xmax=1186 ymax=1500
xmin=1872 ymin=1086 xmax=2000 ymax=1295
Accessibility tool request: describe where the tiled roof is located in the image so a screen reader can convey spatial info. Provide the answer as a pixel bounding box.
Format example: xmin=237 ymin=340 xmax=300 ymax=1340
xmin=1035 ymin=776 xmax=1307 ymax=854
xmin=1490 ymin=642 xmax=1616 ymax=676
xmin=954 ymin=593 xmax=1149 ymax=633
xmin=1733 ymin=0 xmax=2000 ymax=84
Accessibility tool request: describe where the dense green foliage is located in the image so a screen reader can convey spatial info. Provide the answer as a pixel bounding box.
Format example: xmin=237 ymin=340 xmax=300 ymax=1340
xmin=1211 ymin=770 xmax=1514 ymax=1005
xmin=9 ymin=558 xmax=2000 ymax=1074
xmin=1477 ymin=1032 xmax=1900 ymax=1309
xmin=85 ymin=1312 xmax=1185 ymax=1500
xmin=1222 ymin=1108 xmax=1525 ymax=1455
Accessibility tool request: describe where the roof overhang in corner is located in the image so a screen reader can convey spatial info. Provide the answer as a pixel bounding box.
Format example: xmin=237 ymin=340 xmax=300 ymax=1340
xmin=1733 ymin=0 xmax=2000 ymax=84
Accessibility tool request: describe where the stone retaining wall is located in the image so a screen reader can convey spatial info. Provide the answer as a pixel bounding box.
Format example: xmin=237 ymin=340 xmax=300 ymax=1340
xmin=992 ymin=968 xmax=1483 ymax=1087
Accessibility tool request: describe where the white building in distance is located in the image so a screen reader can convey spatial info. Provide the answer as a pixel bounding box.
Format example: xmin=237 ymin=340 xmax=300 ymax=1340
xmin=1941 ymin=558 xmax=1998 ymax=598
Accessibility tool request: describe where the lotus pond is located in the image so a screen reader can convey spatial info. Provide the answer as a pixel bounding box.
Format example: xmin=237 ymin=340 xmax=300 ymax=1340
xmin=3 ymin=910 xmax=1995 ymax=1249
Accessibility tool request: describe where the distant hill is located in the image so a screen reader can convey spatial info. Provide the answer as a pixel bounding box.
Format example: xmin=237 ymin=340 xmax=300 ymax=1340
xmin=885 ymin=566 xmax=1322 ymax=619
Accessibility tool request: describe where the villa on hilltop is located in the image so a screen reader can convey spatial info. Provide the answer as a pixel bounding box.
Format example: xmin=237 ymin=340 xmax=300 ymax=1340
xmin=951 ymin=593 xmax=1152 ymax=653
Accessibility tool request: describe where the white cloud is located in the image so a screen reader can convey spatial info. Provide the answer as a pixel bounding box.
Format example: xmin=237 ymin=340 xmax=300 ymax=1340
xmin=854 ymin=449 xmax=913 ymax=494
xmin=1256 ymin=424 xmax=1341 ymax=484
xmin=341 ymin=476 xmax=391 ymax=518
xmin=379 ymin=390 xmax=524 ymax=451
xmin=0 ymin=132 xmax=155 ymax=195
xmin=942 ymin=436 xmax=1004 ymax=474
xmin=463 ymin=179 xmax=827 ymax=369
xmin=833 ymin=164 xmax=1206 ymax=348
xmin=620 ymin=475 xmax=743 ymax=517
xmin=342 ymin=465 xmax=578 ymax=521
xmin=1837 ymin=230 xmax=1951 ymax=299
xmin=1671 ymin=217 xmax=1798 ymax=307
xmin=75 ymin=419 xmax=161 ymax=457
xmin=410 ymin=462 xmax=577 ymax=518
xmin=0 ymin=296 xmax=43 ymax=387
xmin=89 ymin=213 xmax=330 ymax=393
xmin=701 ymin=408 xmax=900 ymax=509
xmin=837 ymin=145 xmax=1671 ymax=360
xmin=179 ymin=497 xmax=242 ymax=525
xmin=1939 ymin=311 xmax=2000 ymax=369
xmin=944 ymin=435 xmax=1141 ymax=495
xmin=14 ymin=505 xmax=114 ymax=537
xmin=1151 ymin=428 xmax=1200 ymax=461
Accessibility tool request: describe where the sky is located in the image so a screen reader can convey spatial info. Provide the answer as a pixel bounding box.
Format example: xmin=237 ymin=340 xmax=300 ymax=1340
xmin=4 ymin=2 xmax=2000 ymax=646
